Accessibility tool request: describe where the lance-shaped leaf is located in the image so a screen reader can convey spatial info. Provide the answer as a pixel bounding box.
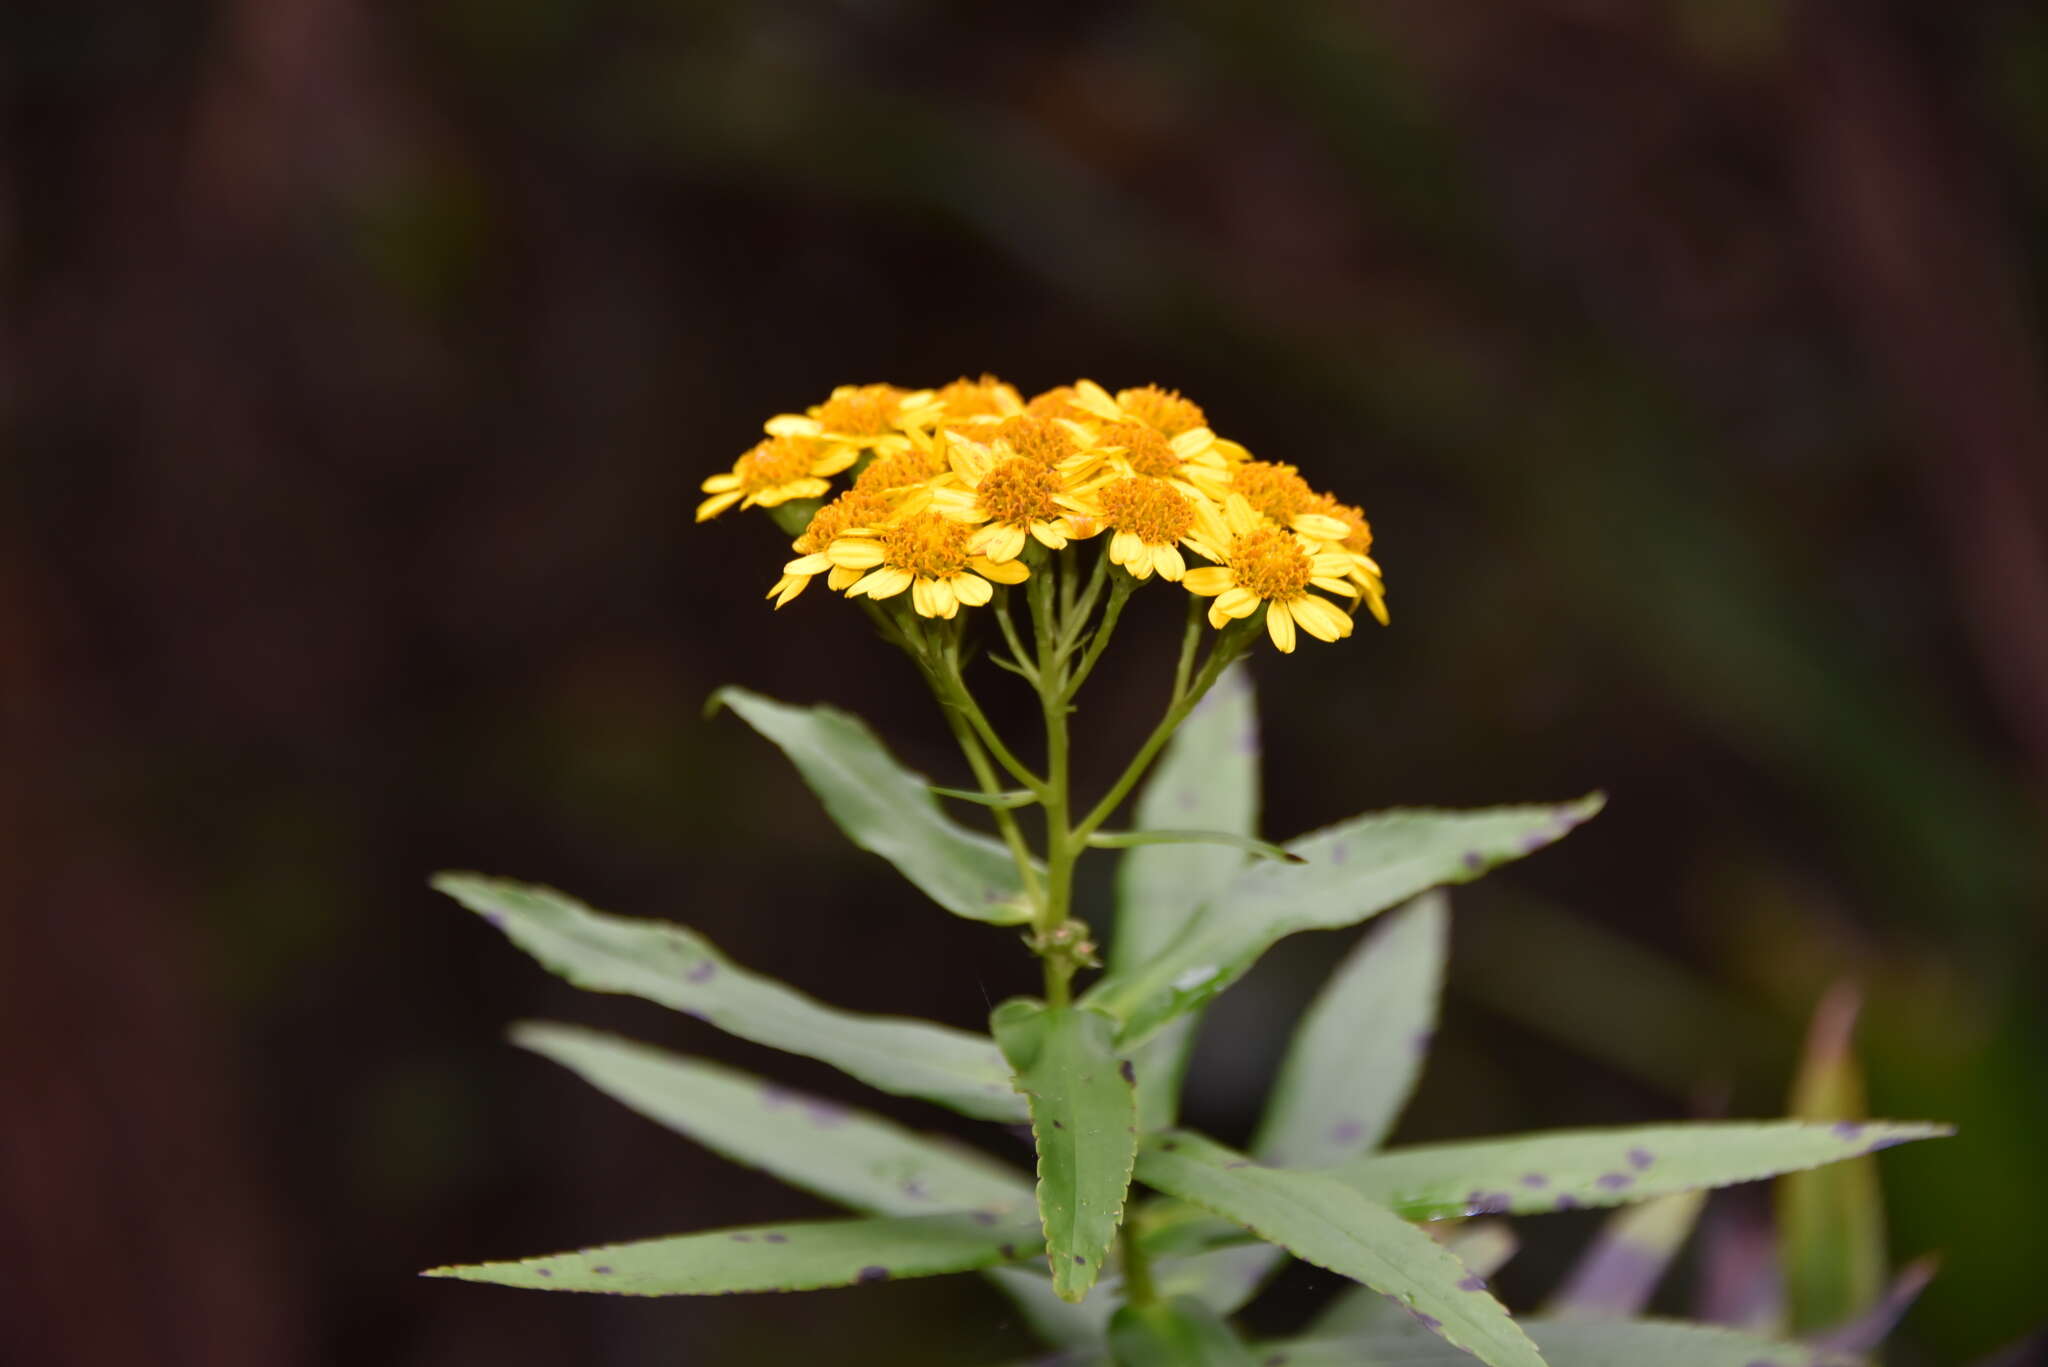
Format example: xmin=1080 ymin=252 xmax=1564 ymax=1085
xmin=1335 ymin=1120 xmax=1953 ymax=1221
xmin=992 ymin=1001 xmax=1139 ymax=1302
xmin=1115 ymin=665 xmax=1259 ymax=1131
xmin=1255 ymin=1316 xmax=1865 ymax=1367
xmin=1778 ymin=984 xmax=1886 ymax=1332
xmin=513 ymin=1023 xmax=1029 ymax=1216
xmin=1136 ymin=1131 xmax=1545 ymax=1367
xmin=1089 ymin=828 xmax=1300 ymax=864
xmin=1309 ymin=1220 xmax=1518 ymax=1338
xmin=1113 ymin=663 xmax=1259 ymax=974
xmin=711 ymin=686 xmax=1035 ymax=925
xmin=1545 ymin=1190 xmax=1706 ymax=1319
xmin=423 ymin=1210 xmax=1042 ymax=1296
xmin=1088 ymin=797 xmax=1603 ymax=1045
xmin=437 ymin=874 xmax=1025 ymax=1122
xmin=1254 ymin=892 xmax=1448 ymax=1167
xmin=1109 ymin=1296 xmax=1258 ymax=1367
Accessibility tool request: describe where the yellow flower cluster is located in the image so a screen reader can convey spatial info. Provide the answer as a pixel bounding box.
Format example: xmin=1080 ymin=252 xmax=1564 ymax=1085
xmin=697 ymin=377 xmax=1388 ymax=652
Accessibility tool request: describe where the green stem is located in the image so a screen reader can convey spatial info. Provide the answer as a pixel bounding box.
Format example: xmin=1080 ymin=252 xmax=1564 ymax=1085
xmin=934 ymin=659 xmax=1045 ymax=794
xmin=935 ymin=694 xmax=1044 ymax=910
xmin=1063 ymin=573 xmax=1134 ymax=703
xmin=1029 ymin=564 xmax=1076 ymax=939
xmin=1074 ymin=634 xmax=1244 ymax=842
xmin=1119 ymin=1219 xmax=1158 ymax=1307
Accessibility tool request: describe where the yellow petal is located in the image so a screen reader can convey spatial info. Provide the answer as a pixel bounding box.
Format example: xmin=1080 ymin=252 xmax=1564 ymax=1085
xmin=828 ymin=539 xmax=886 ymax=569
xmin=784 ymin=552 xmax=833 ymax=575
xmin=1207 ymin=600 xmax=1235 ymax=630
xmin=1029 ymin=521 xmax=1068 ymax=550
xmin=813 ymin=448 xmax=859 ymax=477
xmin=1181 ymin=567 xmax=1234 ymax=596
xmin=827 ymin=564 xmax=862 ymax=591
xmin=973 ymin=521 xmax=1030 ymax=562
xmin=1214 ymin=586 xmax=1260 ymax=620
xmin=1290 ymin=593 xmax=1352 ymax=642
xmin=700 ymin=472 xmax=744 ymax=493
xmin=695 ymin=490 xmax=743 ymax=521
xmin=910 ymin=578 xmax=939 ymax=617
xmin=1156 ymin=544 xmax=1186 ymax=581
xmin=971 ymin=555 xmax=1030 ymax=585
xmin=951 ymin=573 xmax=994 ymax=607
xmin=1170 ymin=428 xmax=1216 ymax=458
xmin=765 ymin=414 xmax=823 ymax=437
xmin=854 ymin=567 xmax=912 ymax=600
xmin=1266 ymin=599 xmax=1298 ymax=653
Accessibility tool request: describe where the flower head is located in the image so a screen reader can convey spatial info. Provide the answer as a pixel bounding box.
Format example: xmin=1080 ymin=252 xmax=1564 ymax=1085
xmin=932 ymin=433 xmax=1101 ymax=561
xmin=767 ymin=487 xmax=894 ymax=608
xmin=1096 ymin=476 xmax=1199 ymax=581
xmin=1183 ymin=495 xmax=1359 ymax=652
xmin=766 ymin=383 xmax=920 ymax=456
xmin=826 ymin=509 xmax=1030 ymax=618
xmin=697 ymin=436 xmax=857 ymax=521
xmin=1304 ymin=492 xmax=1389 ymax=625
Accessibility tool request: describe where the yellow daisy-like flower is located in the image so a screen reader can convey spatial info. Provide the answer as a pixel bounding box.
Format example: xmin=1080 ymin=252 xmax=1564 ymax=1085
xmin=916 ymin=375 xmax=1025 ymax=423
xmin=1183 ymin=495 xmax=1358 ymax=652
xmin=1094 ymin=421 xmax=1229 ymax=497
xmin=1070 ymin=379 xmax=1244 ymax=470
xmin=931 ymin=433 xmax=1101 ymax=562
xmin=852 ymin=443 xmax=949 ymax=497
xmin=765 ymin=383 xmax=922 ymax=456
xmin=977 ymin=414 xmax=1085 ymax=467
xmin=1095 ymin=476 xmax=1201 ymax=581
xmin=1024 ymin=384 xmax=1096 ymax=423
xmin=1113 ymin=384 xmax=1208 ymax=437
xmin=1304 ymin=491 xmax=1390 ymax=625
xmin=1204 ymin=459 xmax=1353 ymax=543
xmin=696 ymin=435 xmax=857 ymax=522
xmin=827 ymin=509 xmax=1030 ymax=618
xmin=766 ymin=487 xmax=894 ymax=608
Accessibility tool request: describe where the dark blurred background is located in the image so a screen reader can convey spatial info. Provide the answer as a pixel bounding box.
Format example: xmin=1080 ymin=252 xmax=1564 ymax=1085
xmin=6 ymin=1 xmax=2047 ymax=1363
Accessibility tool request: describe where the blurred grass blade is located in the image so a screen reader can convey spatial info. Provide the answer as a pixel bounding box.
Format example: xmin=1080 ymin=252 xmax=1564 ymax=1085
xmin=1778 ymin=983 xmax=1886 ymax=1332
xmin=436 ymin=874 xmax=1025 ymax=1121
xmin=710 ymin=686 xmax=1036 ymax=925
xmin=1545 ymin=1190 xmax=1706 ymax=1319
xmin=1256 ymin=1316 xmax=1867 ymax=1367
xmin=1810 ymin=1256 xmax=1939 ymax=1353
xmin=1693 ymin=1196 xmax=1786 ymax=1333
xmin=1336 ymin=1120 xmax=1952 ymax=1221
xmin=1136 ymin=1131 xmax=1546 ymax=1367
xmin=512 ymin=1023 xmax=1028 ymax=1216
xmin=1253 ymin=892 xmax=1448 ymax=1167
xmin=1108 ymin=1296 xmax=1258 ymax=1366
xmin=1308 ymin=1220 xmax=1518 ymax=1338
xmin=1087 ymin=797 xmax=1603 ymax=1045
xmin=1089 ymin=828 xmax=1301 ymax=864
xmin=422 ymin=1210 xmax=1041 ymax=1295
xmin=992 ymin=1001 xmax=1140 ymax=1302
xmin=1114 ymin=663 xmax=1259 ymax=1131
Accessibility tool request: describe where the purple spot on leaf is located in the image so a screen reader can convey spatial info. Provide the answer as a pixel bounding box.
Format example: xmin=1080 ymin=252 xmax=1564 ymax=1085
xmin=1412 ymin=1030 xmax=1434 ymax=1056
xmin=973 ymin=1211 xmax=998 ymax=1226
xmin=857 ymin=1265 xmax=889 ymax=1284
xmin=1458 ymin=1275 xmax=1486 ymax=1292
xmin=1519 ymin=831 xmax=1552 ymax=854
xmin=805 ymin=1100 xmax=848 ymax=1128
xmin=1330 ymin=1120 xmax=1364 ymax=1145
xmin=593 ymin=1266 xmax=613 ymax=1275
xmin=1831 ymin=1121 xmax=1864 ymax=1140
xmin=685 ymin=959 xmax=716 ymax=983
xmin=1866 ymin=1136 xmax=1912 ymax=1152
xmin=761 ymin=1086 xmax=794 ymax=1109
xmin=1411 ymin=1310 xmax=1444 ymax=1332
xmin=999 ymin=1244 xmax=1016 ymax=1259
xmin=1052 ymin=1119 xmax=1064 ymax=1129
xmin=482 ymin=911 xmax=506 ymax=928
xmin=1119 ymin=1060 xmax=1136 ymax=1085
xmin=1597 ymin=1172 xmax=1634 ymax=1190
xmin=1520 ymin=1173 xmax=1549 ymax=1189
xmin=1331 ymin=843 xmax=1348 ymax=865
xmin=1629 ymin=1147 xmax=1655 ymax=1170
xmin=765 ymin=1233 xmax=787 ymax=1243
xmin=535 ymin=1268 xmax=552 ymax=1277
xmin=1237 ymin=728 xmax=1258 ymax=756
xmin=1159 ymin=1140 xmax=1180 ymax=1151
xmin=1074 ymin=1255 xmax=1087 ymax=1265
xmin=902 ymin=1180 xmax=929 ymax=1201
xmin=731 ymin=1234 xmax=753 ymax=1242
xmin=1555 ymin=1194 xmax=1581 ymax=1211
xmin=1465 ymin=1190 xmax=1511 ymax=1215
xmin=1462 ymin=850 xmax=1484 ymax=871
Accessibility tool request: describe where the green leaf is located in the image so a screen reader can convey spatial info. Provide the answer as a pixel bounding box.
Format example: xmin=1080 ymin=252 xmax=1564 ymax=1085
xmin=437 ymin=874 xmax=1025 ymax=1122
xmin=711 ymin=686 xmax=1035 ymax=925
xmin=1335 ymin=1120 xmax=1953 ymax=1221
xmin=985 ymin=1244 xmax=1275 ymax=1351
xmin=1255 ymin=1317 xmax=1866 ymax=1367
xmin=1253 ymin=891 xmax=1447 ymax=1167
xmin=930 ymin=784 xmax=1040 ymax=810
xmin=1109 ymin=1297 xmax=1258 ymax=1367
xmin=1308 ymin=1220 xmax=1518 ymax=1338
xmin=1136 ymin=1131 xmax=1545 ymax=1367
xmin=991 ymin=1000 xmax=1140 ymax=1302
xmin=512 ymin=1023 xmax=1029 ymax=1216
xmin=1089 ymin=797 xmax=1603 ymax=1045
xmin=1544 ymin=1190 xmax=1705 ymax=1319
xmin=1777 ymin=984 xmax=1887 ymax=1332
xmin=1089 ymin=828 xmax=1302 ymax=864
xmin=422 ymin=1210 xmax=1042 ymax=1296
xmin=1113 ymin=663 xmax=1260 ymax=974
xmin=1113 ymin=664 xmax=1259 ymax=1133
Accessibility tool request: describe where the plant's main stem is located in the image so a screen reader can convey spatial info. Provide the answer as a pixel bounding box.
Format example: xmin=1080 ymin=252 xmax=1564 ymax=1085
xmin=1029 ymin=559 xmax=1077 ymax=1007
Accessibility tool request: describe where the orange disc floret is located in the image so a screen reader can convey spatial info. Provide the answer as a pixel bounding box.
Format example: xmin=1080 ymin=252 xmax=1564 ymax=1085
xmin=794 ymin=488 xmax=893 ymax=555
xmin=880 ymin=511 xmax=975 ymax=579
xmin=697 ymin=435 xmax=855 ymax=521
xmin=1230 ymin=460 xmax=1317 ymax=523
xmin=854 ymin=446 xmax=947 ymax=494
xmin=1025 ymin=385 xmax=1092 ymax=422
xmin=1227 ymin=525 xmax=1315 ymax=600
xmin=815 ymin=383 xmax=907 ymax=436
xmin=1308 ymin=492 xmax=1373 ymax=554
xmin=986 ymin=415 xmax=1079 ymax=466
xmin=1116 ymin=384 xmax=1206 ymax=436
xmin=1103 ymin=422 xmax=1181 ymax=480
xmin=933 ymin=375 xmax=1021 ymax=419
xmin=974 ymin=456 xmax=1064 ymax=525
xmin=1097 ymin=477 xmax=1195 ymax=546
